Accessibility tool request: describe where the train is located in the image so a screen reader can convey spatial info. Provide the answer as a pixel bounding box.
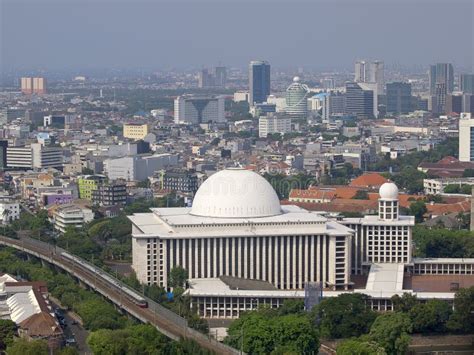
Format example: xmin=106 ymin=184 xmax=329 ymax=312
xmin=61 ymin=251 xmax=148 ymax=308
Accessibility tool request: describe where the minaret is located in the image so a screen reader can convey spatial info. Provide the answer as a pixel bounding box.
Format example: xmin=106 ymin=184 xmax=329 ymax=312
xmin=378 ymin=182 xmax=399 ymax=221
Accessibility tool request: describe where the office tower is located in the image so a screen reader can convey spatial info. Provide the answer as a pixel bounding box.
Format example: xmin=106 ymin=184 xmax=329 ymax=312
xmin=345 ymin=82 xmax=374 ymax=119
xmin=354 ymin=61 xmax=367 ymax=82
xmin=198 ymin=69 xmax=213 ymax=88
xmin=174 ymin=95 xmax=225 ymax=124
xmin=386 ymin=82 xmax=412 ymax=114
xmin=459 ymin=113 xmax=474 ymax=162
xmin=123 ymin=123 xmax=149 ymax=140
xmin=429 ymin=63 xmax=454 ymax=114
xmin=369 ymin=61 xmax=384 ymax=94
xmin=0 ymin=140 xmax=8 ymax=171
xmin=446 ymin=94 xmax=463 ymax=114
xmin=285 ymin=77 xmax=309 ymax=119
xmin=460 ymin=74 xmax=474 ymax=94
xmin=462 ymin=94 xmax=474 ymax=115
xmin=215 ymin=66 xmax=227 ymax=88
xmin=321 ymin=78 xmax=335 ymax=90
xmin=20 ymin=77 xmax=47 ymax=95
xmin=249 ymin=60 xmax=271 ymax=105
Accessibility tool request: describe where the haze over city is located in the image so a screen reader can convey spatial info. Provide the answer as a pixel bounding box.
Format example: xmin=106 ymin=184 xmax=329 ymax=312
xmin=1 ymin=0 xmax=473 ymax=71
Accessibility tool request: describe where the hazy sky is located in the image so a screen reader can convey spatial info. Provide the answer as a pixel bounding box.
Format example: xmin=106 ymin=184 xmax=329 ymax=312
xmin=1 ymin=0 xmax=473 ymax=71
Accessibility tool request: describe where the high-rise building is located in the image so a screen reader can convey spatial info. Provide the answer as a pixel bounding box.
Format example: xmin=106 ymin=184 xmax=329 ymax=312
xmin=386 ymin=82 xmax=412 ymax=114
xmin=20 ymin=77 xmax=47 ymax=95
xmin=6 ymin=144 xmax=63 ymax=170
xmin=215 ymin=66 xmax=227 ymax=88
xmin=460 ymin=74 xmax=474 ymax=94
xmin=285 ymin=77 xmax=309 ymax=119
xmin=462 ymin=94 xmax=474 ymax=114
xmin=198 ymin=69 xmax=213 ymax=88
xmin=429 ymin=63 xmax=454 ymax=114
xmin=354 ymin=60 xmax=384 ymax=94
xmin=446 ymin=94 xmax=463 ymax=114
xmin=174 ymin=95 xmax=225 ymax=124
xmin=92 ymin=181 xmax=127 ymax=206
xmin=249 ymin=60 xmax=271 ymax=105
xmin=345 ymin=82 xmax=375 ymax=119
xmin=123 ymin=123 xmax=149 ymax=140
xmin=162 ymin=168 xmax=199 ymax=194
xmin=459 ymin=113 xmax=474 ymax=162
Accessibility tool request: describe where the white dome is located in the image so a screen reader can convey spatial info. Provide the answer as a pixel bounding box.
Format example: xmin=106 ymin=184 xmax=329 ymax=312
xmin=293 ymin=76 xmax=300 ymax=82
xmin=379 ymin=182 xmax=399 ymax=200
xmin=190 ymin=168 xmax=282 ymax=218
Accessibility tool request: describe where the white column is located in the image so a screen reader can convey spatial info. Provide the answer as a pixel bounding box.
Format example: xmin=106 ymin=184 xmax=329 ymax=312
xmin=274 ymin=237 xmax=279 ymax=287
xmin=231 ymin=238 xmax=236 ymax=277
xmin=255 ymin=237 xmax=260 ymax=280
xmin=305 ymin=236 xmax=310 ymax=284
xmin=243 ymin=237 xmax=248 ymax=279
xmin=263 ymin=237 xmax=268 ymax=282
xmin=213 ymin=238 xmax=217 ymax=277
xmin=310 ymin=236 xmax=315 ymax=282
xmin=220 ymin=238 xmax=224 ymax=276
xmin=194 ymin=239 xmax=199 ymax=278
xmin=169 ymin=239 xmax=174 ymax=270
xmin=282 ymin=236 xmax=287 ymax=289
xmin=322 ymin=236 xmax=327 ymax=284
xmin=237 ymin=238 xmax=242 ymax=277
xmin=201 ymin=238 xmax=206 ymax=278
xmin=298 ymin=235 xmax=303 ymax=288
xmin=328 ymin=236 xmax=336 ymax=287
xmin=316 ymin=236 xmax=321 ymax=282
xmin=292 ymin=236 xmax=296 ymax=289
xmin=250 ymin=237 xmax=254 ymax=279
xmin=188 ymin=239 xmax=193 ymax=278
xmin=162 ymin=240 xmax=168 ymax=287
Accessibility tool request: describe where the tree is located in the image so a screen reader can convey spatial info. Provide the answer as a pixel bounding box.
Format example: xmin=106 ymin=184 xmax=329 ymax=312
xmin=337 ymin=339 xmax=386 ymax=355
xmin=412 ymin=225 xmax=474 ymax=258
xmin=447 ymin=286 xmax=474 ymax=333
xmin=409 ymin=200 xmax=427 ymax=223
xmin=443 ymin=184 xmax=461 ymax=194
xmin=353 ymin=190 xmax=369 ymax=200
xmin=391 ymin=293 xmax=418 ymax=313
xmin=0 ymin=319 xmax=16 ymax=351
xmin=7 ymin=338 xmax=48 ymax=355
xmin=312 ymin=293 xmax=377 ymax=339
xmin=409 ymin=299 xmax=452 ymax=333
xmin=463 ymin=168 xmax=474 ymax=177
xmin=169 ymin=266 xmax=188 ymax=288
xmin=369 ymin=313 xmax=412 ymax=355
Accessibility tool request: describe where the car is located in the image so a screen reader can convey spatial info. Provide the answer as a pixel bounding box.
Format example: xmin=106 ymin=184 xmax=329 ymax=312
xmin=71 ymin=320 xmax=78 ymax=325
xmin=65 ymin=338 xmax=76 ymax=346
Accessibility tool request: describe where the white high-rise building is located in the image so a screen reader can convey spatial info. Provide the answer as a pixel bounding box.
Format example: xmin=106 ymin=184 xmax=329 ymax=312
xmin=174 ymin=95 xmax=225 ymax=124
xmin=459 ymin=112 xmax=474 ymax=162
xmin=285 ymin=77 xmax=309 ymax=119
xmin=355 ymin=60 xmax=384 ymax=95
xmin=259 ymin=113 xmax=292 ymax=138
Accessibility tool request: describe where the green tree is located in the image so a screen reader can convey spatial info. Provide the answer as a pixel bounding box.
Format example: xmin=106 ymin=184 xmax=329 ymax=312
xmin=7 ymin=338 xmax=48 ymax=355
xmin=312 ymin=293 xmax=377 ymax=339
xmin=169 ymin=266 xmax=188 ymax=288
xmin=391 ymin=293 xmax=418 ymax=313
xmin=369 ymin=313 xmax=412 ymax=355
xmin=353 ymin=190 xmax=369 ymax=200
xmin=443 ymin=184 xmax=460 ymax=194
xmin=412 ymin=225 xmax=474 ymax=258
xmin=409 ymin=200 xmax=427 ymax=223
xmin=447 ymin=286 xmax=474 ymax=333
xmin=409 ymin=299 xmax=452 ymax=333
xmin=0 ymin=319 xmax=16 ymax=351
xmin=337 ymin=339 xmax=387 ymax=355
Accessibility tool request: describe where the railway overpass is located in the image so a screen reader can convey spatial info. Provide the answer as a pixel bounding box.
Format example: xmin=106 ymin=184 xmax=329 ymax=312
xmin=0 ymin=235 xmax=238 ymax=355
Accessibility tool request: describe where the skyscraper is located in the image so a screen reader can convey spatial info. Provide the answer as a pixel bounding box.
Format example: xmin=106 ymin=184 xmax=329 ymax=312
xmin=386 ymin=82 xmax=412 ymax=114
xmin=285 ymin=77 xmax=309 ymax=119
xmin=21 ymin=77 xmax=47 ymax=95
xmin=249 ymin=60 xmax=270 ymax=105
xmin=345 ymin=82 xmax=374 ymax=119
xmin=460 ymin=74 xmax=474 ymax=94
xmin=354 ymin=60 xmax=384 ymax=94
xmin=459 ymin=113 xmax=474 ymax=162
xmin=215 ymin=66 xmax=227 ymax=88
xmin=429 ymin=63 xmax=454 ymax=114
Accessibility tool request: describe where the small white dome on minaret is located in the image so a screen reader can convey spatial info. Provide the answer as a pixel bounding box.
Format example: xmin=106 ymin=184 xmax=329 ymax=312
xmin=379 ymin=182 xmax=399 ymax=200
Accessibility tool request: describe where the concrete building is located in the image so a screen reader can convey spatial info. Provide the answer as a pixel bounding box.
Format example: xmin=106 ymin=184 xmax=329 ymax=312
xmin=174 ymin=96 xmax=225 ymax=124
xmin=92 ymin=181 xmax=127 ymax=206
xmin=249 ymin=60 xmax=271 ymax=105
xmin=429 ymin=63 xmax=454 ymax=114
xmin=424 ymin=177 xmax=474 ymax=195
xmin=21 ymin=77 xmax=47 ymax=95
xmin=460 ymin=74 xmax=474 ymax=94
xmin=386 ymin=82 xmax=412 ymax=114
xmin=52 ymin=205 xmax=94 ymax=233
xmin=345 ymin=82 xmax=375 ymax=119
xmin=258 ymin=113 xmax=292 ymax=138
xmin=459 ymin=113 xmax=474 ymax=162
xmin=77 ymin=175 xmax=106 ymax=200
xmin=354 ymin=60 xmax=384 ymax=94
xmin=233 ymin=91 xmax=249 ymax=103
xmin=104 ymin=154 xmax=178 ymax=181
xmin=285 ymin=77 xmax=309 ymax=119
xmin=128 ymin=168 xmax=353 ymax=289
xmin=123 ymin=123 xmax=149 ymax=140
xmin=6 ymin=144 xmax=63 ymax=170
xmin=162 ymin=168 xmax=199 ymax=194
xmin=0 ymin=197 xmax=20 ymax=224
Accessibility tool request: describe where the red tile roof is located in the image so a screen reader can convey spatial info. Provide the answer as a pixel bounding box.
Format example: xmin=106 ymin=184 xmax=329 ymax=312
xmin=289 ymin=189 xmax=336 ymax=201
xmin=349 ymin=173 xmax=388 ymax=189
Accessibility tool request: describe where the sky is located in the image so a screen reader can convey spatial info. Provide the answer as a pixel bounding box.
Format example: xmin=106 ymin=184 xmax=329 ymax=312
xmin=1 ymin=0 xmax=473 ymax=72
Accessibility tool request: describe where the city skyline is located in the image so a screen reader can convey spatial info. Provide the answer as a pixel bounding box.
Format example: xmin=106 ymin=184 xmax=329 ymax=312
xmin=1 ymin=0 xmax=473 ymax=71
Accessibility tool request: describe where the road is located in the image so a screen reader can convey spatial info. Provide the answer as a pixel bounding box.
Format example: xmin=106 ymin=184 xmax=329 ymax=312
xmin=0 ymin=235 xmax=238 ymax=355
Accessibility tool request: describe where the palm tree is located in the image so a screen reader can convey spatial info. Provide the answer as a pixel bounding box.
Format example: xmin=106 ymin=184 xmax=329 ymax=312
xmin=2 ymin=208 xmax=11 ymax=236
